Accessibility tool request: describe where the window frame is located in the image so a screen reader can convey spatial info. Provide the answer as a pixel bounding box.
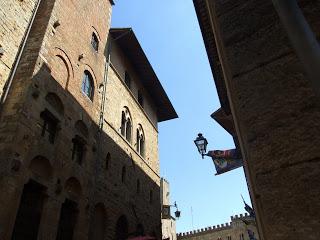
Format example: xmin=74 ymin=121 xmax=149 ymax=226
xmin=124 ymin=71 xmax=131 ymax=89
xmin=40 ymin=110 xmax=58 ymax=144
xmin=136 ymin=125 xmax=145 ymax=157
xmin=82 ymin=71 xmax=94 ymax=100
xmin=91 ymin=32 xmax=99 ymax=52
xmin=120 ymin=107 xmax=132 ymax=143
xmin=72 ymin=136 xmax=86 ymax=165
xmin=138 ymin=90 xmax=144 ymax=108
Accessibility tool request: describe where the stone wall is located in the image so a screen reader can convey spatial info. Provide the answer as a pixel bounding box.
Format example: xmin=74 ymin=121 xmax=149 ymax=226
xmin=200 ymin=0 xmax=320 ymax=239
xmin=104 ymin=64 xmax=160 ymax=177
xmin=161 ymin=178 xmax=177 ymax=240
xmin=0 ymin=0 xmax=38 ymax=98
xmin=177 ymin=214 xmax=258 ymax=240
xmin=0 ymin=0 xmax=163 ymax=239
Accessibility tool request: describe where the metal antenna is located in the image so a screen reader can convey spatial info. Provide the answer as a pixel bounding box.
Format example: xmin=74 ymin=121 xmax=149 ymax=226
xmin=191 ymin=206 xmax=194 ymax=230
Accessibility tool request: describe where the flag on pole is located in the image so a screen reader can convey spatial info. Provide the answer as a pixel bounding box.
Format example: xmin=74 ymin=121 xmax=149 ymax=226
xmin=207 ymin=149 xmax=243 ymax=175
xmin=241 ymin=195 xmax=255 ymax=218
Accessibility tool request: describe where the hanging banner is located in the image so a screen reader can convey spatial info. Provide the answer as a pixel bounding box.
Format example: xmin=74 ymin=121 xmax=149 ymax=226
xmin=212 ymin=158 xmax=243 ymax=175
xmin=207 ymin=149 xmax=241 ymax=159
xmin=162 ymin=205 xmax=171 ymax=219
xmin=207 ymin=149 xmax=243 ymax=175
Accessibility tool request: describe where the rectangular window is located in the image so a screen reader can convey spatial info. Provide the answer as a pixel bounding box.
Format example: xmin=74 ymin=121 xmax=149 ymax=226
xmin=138 ymin=90 xmax=143 ymax=108
xmin=125 ymin=71 xmax=131 ymax=89
xmin=40 ymin=110 xmax=58 ymax=144
xmin=72 ymin=137 xmax=85 ymax=165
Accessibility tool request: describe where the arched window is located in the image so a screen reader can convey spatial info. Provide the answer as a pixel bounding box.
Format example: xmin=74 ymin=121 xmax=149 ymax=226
xmin=115 ymin=215 xmax=128 ymax=240
xmin=124 ymin=71 xmax=131 ymax=89
xmin=40 ymin=110 xmax=58 ymax=144
xmin=138 ymin=90 xmax=143 ymax=108
xmin=120 ymin=107 xmax=132 ymax=143
xmin=125 ymin=118 xmax=132 ymax=142
xmin=136 ymin=125 xmax=145 ymax=157
xmin=89 ymin=203 xmax=106 ymax=240
xmin=136 ymin=179 xmax=140 ymax=194
xmin=105 ymin=153 xmax=111 ymax=170
xmin=91 ymin=33 xmax=99 ymax=52
xmin=72 ymin=135 xmax=86 ymax=165
xmin=75 ymin=120 xmax=89 ymax=138
xmin=149 ymin=189 xmax=153 ymax=204
xmin=121 ymin=166 xmax=126 ymax=183
xmin=45 ymin=92 xmax=64 ymax=115
xmin=82 ymin=71 xmax=94 ymax=100
xmin=136 ymin=224 xmax=144 ymax=236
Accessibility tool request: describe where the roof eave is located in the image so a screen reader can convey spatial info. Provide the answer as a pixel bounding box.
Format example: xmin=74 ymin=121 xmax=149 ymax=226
xmin=193 ymin=0 xmax=230 ymax=114
xmin=109 ymin=28 xmax=178 ymax=122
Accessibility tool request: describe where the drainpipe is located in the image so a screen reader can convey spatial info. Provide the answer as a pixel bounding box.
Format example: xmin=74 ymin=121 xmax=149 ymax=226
xmin=98 ymin=28 xmax=132 ymax=131
xmin=0 ymin=0 xmax=43 ymax=107
xmin=272 ymin=0 xmax=320 ymax=99
xmin=90 ymin=27 xmax=132 ymax=210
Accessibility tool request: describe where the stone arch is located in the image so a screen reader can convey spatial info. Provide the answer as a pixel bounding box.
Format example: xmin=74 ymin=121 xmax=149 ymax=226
xmin=91 ymin=26 xmax=102 ymax=42
xmin=136 ymin=223 xmax=145 ymax=236
xmin=82 ymin=70 xmax=95 ymax=100
xmin=64 ymin=177 xmax=82 ymax=198
xmin=136 ymin=124 xmax=145 ymax=157
xmin=82 ymin=64 xmax=98 ymax=88
xmin=121 ymin=106 xmax=132 ymax=142
xmin=115 ymin=215 xmax=128 ymax=240
xmin=89 ymin=203 xmax=107 ymax=240
xmin=45 ymin=92 xmax=64 ymax=115
xmin=50 ymin=48 xmax=74 ymax=89
xmin=75 ymin=120 xmax=89 ymax=138
xmin=91 ymin=32 xmax=99 ymax=52
xmin=52 ymin=47 xmax=74 ymax=78
xmin=29 ymin=155 xmax=53 ymax=180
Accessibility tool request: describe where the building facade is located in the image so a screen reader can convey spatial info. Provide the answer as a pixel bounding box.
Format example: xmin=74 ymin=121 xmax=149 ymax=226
xmin=0 ymin=1 xmax=177 ymax=240
xmin=177 ymin=214 xmax=258 ymax=240
xmin=193 ymin=0 xmax=320 ymax=240
xmin=160 ymin=178 xmax=177 ymax=240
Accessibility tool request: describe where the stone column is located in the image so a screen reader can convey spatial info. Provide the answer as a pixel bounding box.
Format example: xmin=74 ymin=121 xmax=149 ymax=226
xmin=0 ymin=177 xmax=24 ymax=240
xmin=37 ymin=196 xmax=62 ymax=240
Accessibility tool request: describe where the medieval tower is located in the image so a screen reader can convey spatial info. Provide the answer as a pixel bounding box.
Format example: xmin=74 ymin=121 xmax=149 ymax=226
xmin=0 ymin=1 xmax=177 ymax=239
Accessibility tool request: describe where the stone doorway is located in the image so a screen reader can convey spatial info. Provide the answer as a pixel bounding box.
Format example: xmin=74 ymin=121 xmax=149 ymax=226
xmin=56 ymin=199 xmax=78 ymax=240
xmin=89 ymin=203 xmax=106 ymax=240
xmin=11 ymin=180 xmax=47 ymax=240
xmin=115 ymin=215 xmax=128 ymax=240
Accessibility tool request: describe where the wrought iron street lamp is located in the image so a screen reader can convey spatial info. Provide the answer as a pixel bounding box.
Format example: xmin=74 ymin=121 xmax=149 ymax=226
xmin=162 ymin=201 xmax=181 ymax=220
xmin=173 ymin=201 xmax=181 ymax=219
xmin=194 ymin=133 xmax=208 ymax=159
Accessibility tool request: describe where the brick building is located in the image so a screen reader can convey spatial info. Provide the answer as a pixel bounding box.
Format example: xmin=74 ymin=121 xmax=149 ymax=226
xmin=193 ymin=0 xmax=320 ymax=240
xmin=0 ymin=1 xmax=177 ymax=239
xmin=177 ymin=214 xmax=258 ymax=240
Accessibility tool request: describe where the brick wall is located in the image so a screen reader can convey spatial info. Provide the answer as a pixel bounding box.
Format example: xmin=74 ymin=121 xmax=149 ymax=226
xmin=0 ymin=0 xmax=163 ymax=239
xmin=0 ymin=0 xmax=38 ymax=98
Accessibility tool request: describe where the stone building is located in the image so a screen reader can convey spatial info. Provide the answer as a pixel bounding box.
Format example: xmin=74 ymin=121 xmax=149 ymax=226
xmin=160 ymin=178 xmax=177 ymax=240
xmin=0 ymin=1 xmax=177 ymax=239
xmin=193 ymin=0 xmax=320 ymax=240
xmin=177 ymin=214 xmax=258 ymax=240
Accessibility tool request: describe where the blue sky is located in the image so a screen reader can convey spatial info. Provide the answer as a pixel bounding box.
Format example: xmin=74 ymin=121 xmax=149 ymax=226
xmin=111 ymin=1 xmax=251 ymax=233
